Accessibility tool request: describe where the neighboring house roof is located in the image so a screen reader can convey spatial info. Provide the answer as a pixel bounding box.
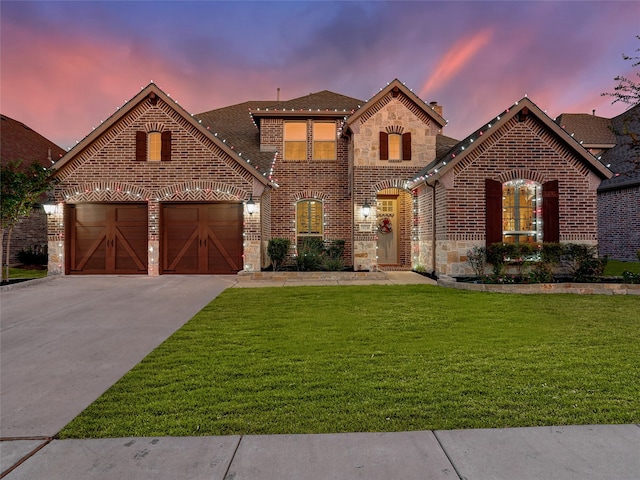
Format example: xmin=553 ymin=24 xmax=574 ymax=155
xmin=598 ymin=104 xmax=640 ymax=191
xmin=0 ymin=114 xmax=65 ymax=169
xmin=411 ymin=97 xmax=613 ymax=186
xmin=52 ymin=83 xmax=271 ymax=186
xmin=555 ymin=113 xmax=616 ymax=148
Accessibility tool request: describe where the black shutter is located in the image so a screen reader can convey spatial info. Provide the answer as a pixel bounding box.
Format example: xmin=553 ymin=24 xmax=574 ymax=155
xmin=542 ymin=180 xmax=559 ymax=243
xmin=402 ymin=132 xmax=411 ymax=160
xmin=135 ymin=131 xmax=146 ymax=161
xmin=485 ymin=178 xmax=502 ymax=247
xmin=161 ymin=131 xmax=172 ymax=161
xmin=379 ymin=132 xmax=388 ymax=160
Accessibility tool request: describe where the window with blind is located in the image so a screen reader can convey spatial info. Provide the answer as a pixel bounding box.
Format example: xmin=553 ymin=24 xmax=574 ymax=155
xmin=135 ymin=131 xmax=172 ymax=161
xmin=284 ymin=122 xmax=307 ymax=161
xmin=312 ymin=122 xmax=336 ymax=161
xmin=380 ymin=131 xmax=411 ymax=161
xmin=296 ymin=200 xmax=323 ymax=239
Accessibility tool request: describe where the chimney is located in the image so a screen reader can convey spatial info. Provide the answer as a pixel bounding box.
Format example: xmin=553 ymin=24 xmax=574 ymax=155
xmin=277 ymin=88 xmax=280 ymax=102
xmin=430 ymin=101 xmax=443 ymax=117
xmin=592 ymin=109 xmax=596 ymax=116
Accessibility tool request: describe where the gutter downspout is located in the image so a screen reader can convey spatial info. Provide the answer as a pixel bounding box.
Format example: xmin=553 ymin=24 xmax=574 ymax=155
xmin=425 ymin=181 xmax=437 ymax=276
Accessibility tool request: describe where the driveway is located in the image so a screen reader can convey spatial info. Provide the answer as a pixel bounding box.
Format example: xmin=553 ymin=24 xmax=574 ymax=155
xmin=0 ymin=275 xmax=236 ymax=439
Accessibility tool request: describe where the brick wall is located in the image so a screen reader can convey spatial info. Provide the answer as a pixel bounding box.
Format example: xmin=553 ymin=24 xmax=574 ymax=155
xmin=2 ymin=208 xmax=47 ymax=264
xmin=262 ymin=118 xmax=354 ymax=265
xmin=417 ymin=116 xmax=603 ymax=276
xmin=49 ymin=96 xmax=261 ymax=275
xmin=598 ymin=186 xmax=640 ymax=260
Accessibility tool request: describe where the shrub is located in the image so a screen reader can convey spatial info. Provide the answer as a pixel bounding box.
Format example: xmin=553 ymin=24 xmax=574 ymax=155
xmin=322 ymin=256 xmax=344 ymax=272
xmin=561 ymin=244 xmax=607 ymax=282
xmin=530 ymin=243 xmax=564 ymax=283
xmin=267 ymin=238 xmax=291 ymax=271
xmin=466 ymin=246 xmax=487 ymax=277
xmin=295 ymin=238 xmax=324 ymax=271
xmin=486 ymin=243 xmax=518 ymax=276
xmin=324 ymin=239 xmax=345 ymax=260
xmin=622 ymin=271 xmax=640 ymax=284
xmin=16 ymin=245 xmax=48 ymax=265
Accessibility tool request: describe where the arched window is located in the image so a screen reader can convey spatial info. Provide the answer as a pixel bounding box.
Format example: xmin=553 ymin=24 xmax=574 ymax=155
xmin=486 ymin=178 xmax=559 ymax=246
xmin=296 ymin=199 xmax=323 ymax=241
xmin=502 ymin=180 xmax=541 ymax=244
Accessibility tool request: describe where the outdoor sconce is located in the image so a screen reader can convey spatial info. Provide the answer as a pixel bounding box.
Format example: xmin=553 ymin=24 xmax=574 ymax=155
xmin=246 ymin=194 xmax=256 ymax=215
xmin=42 ymin=194 xmax=57 ymax=216
xmin=362 ymin=199 xmax=371 ymax=219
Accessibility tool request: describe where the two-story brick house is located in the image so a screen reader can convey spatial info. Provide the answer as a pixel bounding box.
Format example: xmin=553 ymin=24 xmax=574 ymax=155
xmin=47 ymin=79 xmax=612 ymax=277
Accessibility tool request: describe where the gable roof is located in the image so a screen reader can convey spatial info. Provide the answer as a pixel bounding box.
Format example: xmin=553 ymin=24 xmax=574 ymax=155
xmin=1 ymin=114 xmax=65 ymax=169
xmin=411 ymin=97 xmax=613 ymax=186
xmin=52 ymin=83 xmax=271 ymax=186
xmin=555 ymin=113 xmax=616 ymax=147
xmin=345 ymin=79 xmax=447 ymax=132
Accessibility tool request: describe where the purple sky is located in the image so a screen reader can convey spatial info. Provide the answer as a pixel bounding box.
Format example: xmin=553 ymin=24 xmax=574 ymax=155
xmin=1 ymin=1 xmax=638 ymax=150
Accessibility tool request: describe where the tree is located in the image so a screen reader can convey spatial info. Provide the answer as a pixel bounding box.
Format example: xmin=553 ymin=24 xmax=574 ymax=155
xmin=603 ymin=35 xmax=640 ymax=107
xmin=602 ymin=36 xmax=640 ymax=175
xmin=1 ymin=160 xmax=57 ymax=283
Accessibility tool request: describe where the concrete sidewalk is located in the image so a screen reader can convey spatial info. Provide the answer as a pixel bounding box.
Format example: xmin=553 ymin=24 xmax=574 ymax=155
xmin=3 ymin=425 xmax=639 ymax=479
xmin=1 ymin=273 xmax=638 ymax=479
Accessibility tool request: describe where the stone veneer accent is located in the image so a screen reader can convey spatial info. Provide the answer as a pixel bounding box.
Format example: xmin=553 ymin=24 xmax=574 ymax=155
xmin=438 ymin=277 xmax=640 ymax=295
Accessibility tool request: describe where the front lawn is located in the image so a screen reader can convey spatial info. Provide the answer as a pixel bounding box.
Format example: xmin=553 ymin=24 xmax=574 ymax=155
xmin=59 ymin=285 xmax=640 ymax=438
xmin=604 ymin=259 xmax=640 ymax=276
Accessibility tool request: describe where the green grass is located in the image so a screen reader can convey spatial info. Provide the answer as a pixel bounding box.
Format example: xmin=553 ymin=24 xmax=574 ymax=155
xmin=8 ymin=267 xmax=48 ymax=279
xmin=59 ymin=285 xmax=640 ymax=438
xmin=604 ymin=260 xmax=640 ymax=276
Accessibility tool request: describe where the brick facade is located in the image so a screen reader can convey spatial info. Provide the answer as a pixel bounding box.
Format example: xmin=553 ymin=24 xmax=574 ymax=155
xmin=598 ymin=186 xmax=640 ymax=260
xmin=48 ymin=81 xmax=615 ymax=277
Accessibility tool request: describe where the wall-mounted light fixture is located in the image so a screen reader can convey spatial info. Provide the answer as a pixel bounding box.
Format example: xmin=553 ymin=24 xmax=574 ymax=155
xmin=246 ymin=194 xmax=256 ymax=215
xmin=42 ymin=193 xmax=57 ymax=216
xmin=362 ymin=199 xmax=371 ymax=219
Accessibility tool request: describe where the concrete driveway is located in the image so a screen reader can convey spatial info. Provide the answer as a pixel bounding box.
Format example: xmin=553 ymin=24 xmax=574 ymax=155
xmin=0 ymin=275 xmax=236 ymax=439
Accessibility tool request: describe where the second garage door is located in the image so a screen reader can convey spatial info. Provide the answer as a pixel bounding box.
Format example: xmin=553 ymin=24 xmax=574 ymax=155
xmin=161 ymin=203 xmax=243 ymax=274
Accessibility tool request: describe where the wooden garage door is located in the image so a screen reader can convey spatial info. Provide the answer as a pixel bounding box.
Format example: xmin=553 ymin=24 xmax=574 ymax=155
xmin=67 ymin=203 xmax=148 ymax=274
xmin=161 ymin=203 xmax=242 ymax=274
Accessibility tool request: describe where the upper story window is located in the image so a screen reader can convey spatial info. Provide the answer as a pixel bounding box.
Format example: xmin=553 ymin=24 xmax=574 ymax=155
xmin=135 ymin=130 xmax=171 ymax=162
xmin=380 ymin=131 xmax=411 ymax=161
xmin=284 ymin=122 xmax=307 ymax=161
xmin=148 ymin=132 xmax=162 ymax=161
xmin=388 ymin=134 xmax=401 ymax=161
xmin=296 ymin=199 xmax=323 ymax=239
xmin=502 ymin=180 xmax=541 ymax=244
xmin=313 ymin=122 xmax=336 ymax=161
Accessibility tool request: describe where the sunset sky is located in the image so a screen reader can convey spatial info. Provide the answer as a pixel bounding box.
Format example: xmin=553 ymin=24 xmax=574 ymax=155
xmin=1 ymin=1 xmax=638 ymax=151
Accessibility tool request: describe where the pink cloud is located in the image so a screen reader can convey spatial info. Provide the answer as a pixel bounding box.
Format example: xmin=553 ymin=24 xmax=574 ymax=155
xmin=419 ymin=28 xmax=494 ymax=98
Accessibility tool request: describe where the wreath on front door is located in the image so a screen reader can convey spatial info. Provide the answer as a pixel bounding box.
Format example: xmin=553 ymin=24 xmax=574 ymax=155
xmin=378 ymin=217 xmax=392 ymax=234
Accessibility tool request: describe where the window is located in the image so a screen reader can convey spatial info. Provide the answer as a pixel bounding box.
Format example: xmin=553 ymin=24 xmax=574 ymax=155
xmin=379 ymin=131 xmax=411 ymax=161
xmin=296 ymin=200 xmax=323 ymax=239
xmin=388 ymin=134 xmax=401 ymax=161
xmin=485 ymin=178 xmax=559 ymax=247
xmin=135 ymin=131 xmax=171 ymax=161
xmin=284 ymin=122 xmax=307 ymax=160
xmin=313 ymin=122 xmax=336 ymax=160
xmin=148 ymin=132 xmax=162 ymax=161
xmin=502 ymin=180 xmax=541 ymax=244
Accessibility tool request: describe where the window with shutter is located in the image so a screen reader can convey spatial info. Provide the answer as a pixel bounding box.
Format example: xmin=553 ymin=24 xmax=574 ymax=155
xmin=402 ymin=132 xmax=411 ymax=160
xmin=135 ymin=131 xmax=147 ymax=161
xmin=148 ymin=132 xmax=162 ymax=161
xmin=542 ymin=180 xmax=559 ymax=243
xmin=485 ymin=179 xmax=502 ymax=247
xmin=161 ymin=131 xmax=172 ymax=161
xmin=379 ymin=132 xmax=388 ymax=160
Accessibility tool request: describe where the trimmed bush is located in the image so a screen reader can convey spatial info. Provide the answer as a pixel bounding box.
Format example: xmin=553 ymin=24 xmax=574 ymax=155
xmin=267 ymin=238 xmax=291 ymax=271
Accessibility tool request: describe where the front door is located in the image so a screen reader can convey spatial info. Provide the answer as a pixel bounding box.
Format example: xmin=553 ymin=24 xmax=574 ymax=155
xmin=67 ymin=203 xmax=148 ymax=274
xmin=161 ymin=203 xmax=242 ymax=274
xmin=376 ymin=196 xmax=398 ymax=265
